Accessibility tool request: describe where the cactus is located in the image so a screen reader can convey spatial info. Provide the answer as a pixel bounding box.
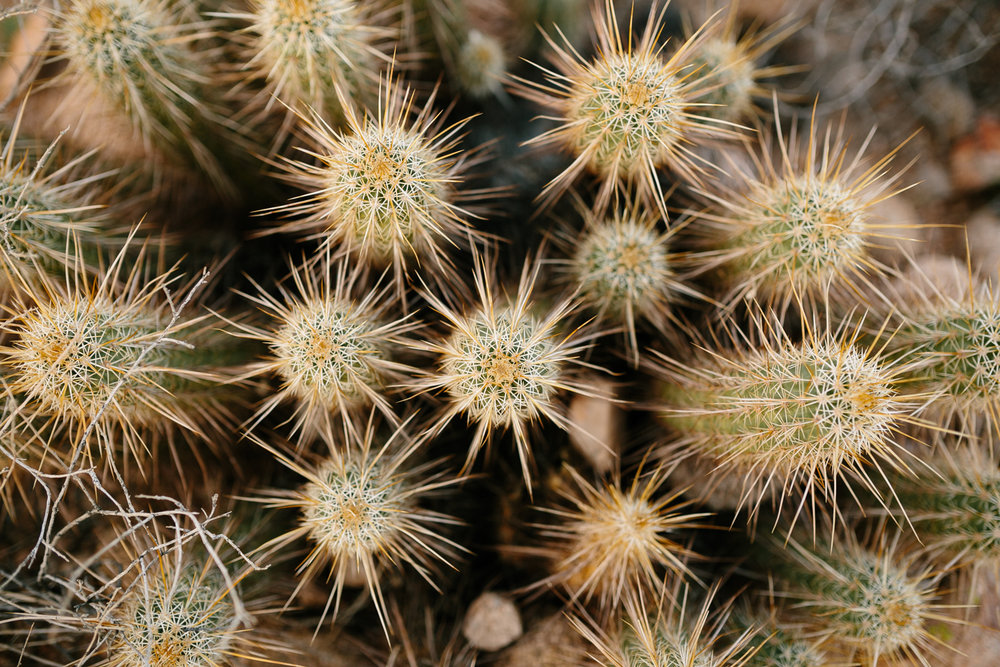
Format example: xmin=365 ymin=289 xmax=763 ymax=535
xmin=0 ymin=242 xmax=241 ymax=467
xmin=680 ymin=9 xmax=800 ymax=124
xmin=896 ymin=438 xmax=1000 ymax=567
xmin=229 ymin=258 xmax=419 ymax=443
xmin=50 ymin=0 xmax=244 ymax=198
xmin=570 ymin=584 xmax=754 ymax=667
xmin=764 ymin=529 xmax=943 ymax=665
xmin=555 ymin=196 xmax=702 ymax=364
xmin=533 ymin=465 xmax=706 ymax=614
xmin=652 ymin=323 xmax=911 ymax=530
xmin=263 ymin=70 xmax=484 ymax=298
xmin=222 ymin=0 xmax=394 ymax=142
xmin=410 ymin=255 xmax=603 ymax=489
xmin=690 ymin=108 xmax=912 ymax=314
xmin=253 ymin=419 xmax=464 ymax=636
xmin=515 ymin=0 xmax=737 ymax=214
xmin=881 ymin=281 xmax=1000 ymax=427
xmin=0 ymin=104 xmax=127 ymax=285
xmin=103 ymin=563 xmax=239 ymax=666
xmin=456 ymin=28 xmax=507 ymax=98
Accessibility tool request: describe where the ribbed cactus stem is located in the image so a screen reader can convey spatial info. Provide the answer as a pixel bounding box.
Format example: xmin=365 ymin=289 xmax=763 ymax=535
xmin=884 ymin=292 xmax=1000 ymax=419
xmin=655 ymin=334 xmax=906 ymax=527
xmin=233 ymin=0 xmax=390 ymax=129
xmin=55 ymin=0 xmax=242 ymax=196
xmin=766 ymin=533 xmax=940 ymax=664
xmin=896 ymin=442 xmax=1000 ymax=565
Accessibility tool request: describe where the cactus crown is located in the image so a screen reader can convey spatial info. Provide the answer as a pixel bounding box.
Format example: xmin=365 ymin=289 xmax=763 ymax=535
xmin=1 ymin=245 xmax=229 ymax=464
xmin=536 ymin=465 xmax=704 ymax=613
xmin=693 ymin=107 xmax=911 ymax=314
xmin=255 ymin=422 xmax=462 ymax=636
xmin=110 ymin=565 xmax=235 ymax=667
xmin=516 ymin=0 xmax=735 ymax=214
xmin=653 ymin=323 xmax=912 ymax=531
xmin=776 ymin=531 xmax=941 ymax=664
xmin=233 ymin=260 xmax=417 ymax=442
xmin=412 ymin=256 xmax=600 ymax=489
xmin=266 ymin=72 xmax=481 ymax=296
xmin=239 ymin=0 xmax=388 ymax=121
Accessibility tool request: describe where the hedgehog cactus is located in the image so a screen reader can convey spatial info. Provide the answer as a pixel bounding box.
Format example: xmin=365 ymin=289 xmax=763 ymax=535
xmin=652 ymin=325 xmax=911 ymax=529
xmin=0 ymin=245 xmax=242 ymax=466
xmin=51 ymin=0 xmax=242 ymax=196
xmin=765 ymin=530 xmax=944 ymax=665
xmin=515 ymin=0 xmax=738 ymax=214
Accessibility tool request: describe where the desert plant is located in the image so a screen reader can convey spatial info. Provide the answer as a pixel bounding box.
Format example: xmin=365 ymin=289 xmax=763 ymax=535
xmin=570 ymin=582 xmax=755 ymax=667
xmin=651 ymin=317 xmax=916 ymax=532
xmin=252 ymin=416 xmax=465 ymax=637
xmin=553 ymin=194 xmax=704 ymax=364
xmin=220 ymin=0 xmax=395 ymax=145
xmin=228 ymin=257 xmax=420 ymax=443
xmin=879 ymin=278 xmax=1000 ymax=430
xmin=0 ymin=101 xmax=127 ymax=285
xmin=677 ymin=7 xmax=800 ymax=124
xmin=262 ymin=69 xmax=485 ymax=298
xmin=409 ymin=253 xmax=604 ymax=489
xmin=514 ymin=0 xmax=738 ymax=215
xmin=532 ymin=464 xmax=706 ymax=614
xmin=763 ymin=528 xmax=947 ymax=666
xmin=0 ymin=239 xmax=243 ymax=469
xmin=895 ymin=438 xmax=1000 ymax=568
xmin=48 ymin=0 xmax=245 ymax=198
xmin=687 ymin=106 xmax=913 ymax=315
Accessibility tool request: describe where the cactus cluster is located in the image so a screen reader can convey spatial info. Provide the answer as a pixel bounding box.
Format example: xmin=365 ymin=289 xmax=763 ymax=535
xmin=1 ymin=0 xmax=998 ymax=665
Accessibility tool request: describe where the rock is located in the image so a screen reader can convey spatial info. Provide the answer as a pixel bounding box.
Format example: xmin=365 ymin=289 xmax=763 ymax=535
xmin=951 ymin=115 xmax=1000 ymax=192
xmin=966 ymin=208 xmax=1000 ymax=280
xmin=866 ymin=194 xmax=924 ymax=266
xmin=462 ymin=592 xmax=523 ymax=652
xmin=566 ymin=378 xmax=621 ymax=474
xmin=496 ymin=613 xmax=589 ymax=666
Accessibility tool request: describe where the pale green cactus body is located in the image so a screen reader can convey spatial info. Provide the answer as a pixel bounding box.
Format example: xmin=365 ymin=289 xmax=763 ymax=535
xmin=770 ymin=534 xmax=940 ymax=665
xmin=235 ymin=0 xmax=390 ymax=125
xmin=897 ymin=443 xmax=1000 ymax=565
xmin=55 ymin=0 xmax=240 ymax=195
xmin=654 ymin=334 xmax=908 ymax=528
xmin=886 ymin=294 xmax=1000 ymax=418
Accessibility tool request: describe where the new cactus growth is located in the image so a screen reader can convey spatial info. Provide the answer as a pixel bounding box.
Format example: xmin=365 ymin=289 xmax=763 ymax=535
xmin=652 ymin=323 xmax=911 ymax=530
xmin=534 ymin=465 xmax=705 ymax=614
xmin=679 ymin=9 xmax=799 ymax=124
xmin=264 ymin=71 xmax=483 ymax=297
xmin=230 ymin=259 xmax=419 ymax=442
xmin=556 ymin=196 xmax=702 ymax=364
xmin=516 ymin=0 xmax=736 ymax=214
